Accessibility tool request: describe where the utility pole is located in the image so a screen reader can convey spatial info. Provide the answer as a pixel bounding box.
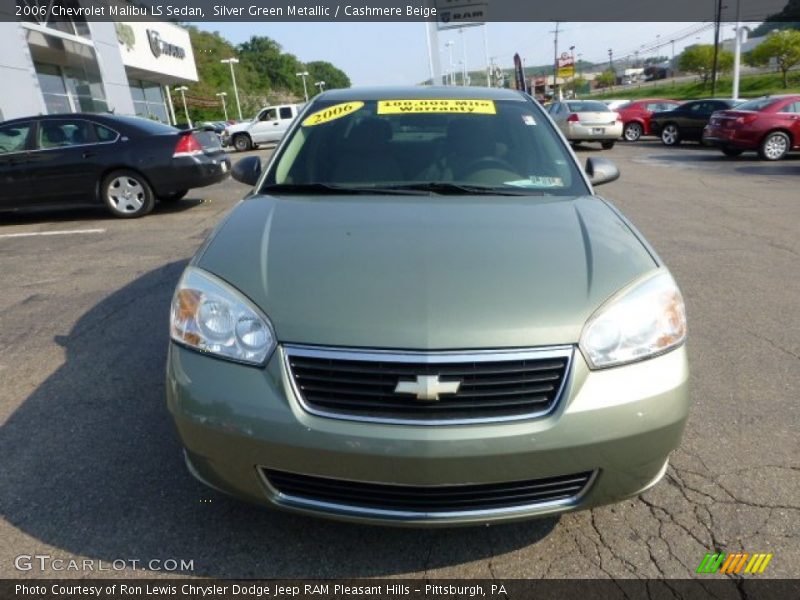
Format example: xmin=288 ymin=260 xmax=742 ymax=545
xmin=711 ymin=0 xmax=723 ymax=95
xmin=608 ymin=47 xmax=613 ymax=71
xmin=551 ymin=21 xmax=560 ymax=99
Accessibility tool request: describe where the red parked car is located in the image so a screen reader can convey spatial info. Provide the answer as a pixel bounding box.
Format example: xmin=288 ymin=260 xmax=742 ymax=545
xmin=703 ymin=95 xmax=800 ymax=160
xmin=617 ymin=98 xmax=682 ymax=142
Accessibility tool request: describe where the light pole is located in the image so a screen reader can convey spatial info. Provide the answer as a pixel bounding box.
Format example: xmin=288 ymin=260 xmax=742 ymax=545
xmin=670 ymin=39 xmax=676 ymax=79
xmin=174 ymin=86 xmax=191 ymax=128
xmin=314 ymin=80 xmax=326 ymax=94
xmin=296 ymin=71 xmax=310 ymax=102
xmin=732 ymin=0 xmax=743 ymax=101
xmin=216 ymin=92 xmax=228 ymax=122
xmin=460 ymin=28 xmax=468 ymax=85
xmin=220 ymin=58 xmax=242 ymax=121
xmin=445 ymin=40 xmax=455 ymax=85
xmin=569 ymin=45 xmax=576 ymax=97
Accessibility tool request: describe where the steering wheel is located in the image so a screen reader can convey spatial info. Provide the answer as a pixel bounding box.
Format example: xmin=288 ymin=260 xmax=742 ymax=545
xmin=463 ymin=156 xmax=517 ymax=174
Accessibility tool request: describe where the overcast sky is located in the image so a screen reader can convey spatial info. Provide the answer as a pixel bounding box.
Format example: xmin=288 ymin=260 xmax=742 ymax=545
xmin=194 ymin=21 xmax=756 ymax=86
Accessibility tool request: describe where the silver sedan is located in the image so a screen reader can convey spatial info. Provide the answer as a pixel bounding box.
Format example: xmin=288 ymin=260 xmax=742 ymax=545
xmin=548 ymin=100 xmax=624 ymax=149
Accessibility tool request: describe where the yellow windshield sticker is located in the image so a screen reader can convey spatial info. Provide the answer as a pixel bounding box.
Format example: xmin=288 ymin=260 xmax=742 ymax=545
xmin=377 ymin=99 xmax=496 ymax=115
xmin=302 ymin=101 xmax=364 ymax=126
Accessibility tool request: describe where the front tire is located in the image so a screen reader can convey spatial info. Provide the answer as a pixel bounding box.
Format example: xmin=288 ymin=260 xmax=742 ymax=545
xmin=623 ymin=122 xmax=643 ymax=142
xmin=661 ymin=123 xmax=681 ymax=146
xmin=759 ymin=131 xmax=790 ymax=161
xmin=101 ymin=170 xmax=154 ymax=218
xmin=601 ymin=140 xmax=616 ymax=150
xmin=233 ymin=133 xmax=252 ymax=152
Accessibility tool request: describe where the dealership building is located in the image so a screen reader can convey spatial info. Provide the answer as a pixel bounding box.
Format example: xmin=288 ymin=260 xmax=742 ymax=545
xmin=0 ymin=13 xmax=197 ymax=124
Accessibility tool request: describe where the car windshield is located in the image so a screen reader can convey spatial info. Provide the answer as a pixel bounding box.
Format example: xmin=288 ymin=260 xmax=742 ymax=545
xmin=734 ymin=98 xmax=779 ymax=112
xmin=262 ymin=98 xmax=589 ymax=196
xmin=567 ymin=101 xmax=612 ymax=113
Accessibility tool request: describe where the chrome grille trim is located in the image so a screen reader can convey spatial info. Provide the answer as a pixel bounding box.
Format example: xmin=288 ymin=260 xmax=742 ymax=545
xmin=283 ymin=344 xmax=574 ymax=425
xmin=259 ymin=468 xmax=598 ymax=521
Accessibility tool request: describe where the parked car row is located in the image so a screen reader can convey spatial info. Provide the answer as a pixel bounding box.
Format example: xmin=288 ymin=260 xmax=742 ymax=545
xmin=0 ymin=114 xmax=230 ymax=218
xmin=604 ymin=95 xmax=800 ymax=161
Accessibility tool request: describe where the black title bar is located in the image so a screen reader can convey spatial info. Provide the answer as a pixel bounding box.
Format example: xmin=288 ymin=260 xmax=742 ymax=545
xmin=3 ymin=0 xmax=797 ymax=22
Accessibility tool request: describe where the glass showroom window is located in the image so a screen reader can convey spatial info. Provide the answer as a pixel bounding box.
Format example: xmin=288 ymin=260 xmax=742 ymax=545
xmin=129 ymin=79 xmax=169 ymax=123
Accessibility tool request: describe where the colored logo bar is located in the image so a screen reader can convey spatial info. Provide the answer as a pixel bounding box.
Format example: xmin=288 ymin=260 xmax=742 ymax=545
xmin=696 ymin=552 xmax=773 ymax=574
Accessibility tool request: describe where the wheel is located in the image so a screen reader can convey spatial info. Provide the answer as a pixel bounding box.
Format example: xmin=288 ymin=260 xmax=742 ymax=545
xmin=759 ymin=131 xmax=790 ymax=161
xmin=101 ymin=170 xmax=154 ymax=218
xmin=721 ymin=147 xmax=743 ymax=158
xmin=623 ymin=122 xmax=643 ymax=142
xmin=601 ymin=141 xmax=616 ymax=150
xmin=159 ymin=190 xmax=188 ymax=202
xmin=661 ymin=123 xmax=681 ymax=146
xmin=233 ymin=133 xmax=252 ymax=152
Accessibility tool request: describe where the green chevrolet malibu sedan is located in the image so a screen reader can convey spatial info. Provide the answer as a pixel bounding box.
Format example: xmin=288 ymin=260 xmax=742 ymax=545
xmin=167 ymin=87 xmax=689 ymax=526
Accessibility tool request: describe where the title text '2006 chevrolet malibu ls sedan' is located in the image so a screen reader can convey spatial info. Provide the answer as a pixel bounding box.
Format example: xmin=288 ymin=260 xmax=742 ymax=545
xmin=167 ymin=87 xmax=689 ymax=526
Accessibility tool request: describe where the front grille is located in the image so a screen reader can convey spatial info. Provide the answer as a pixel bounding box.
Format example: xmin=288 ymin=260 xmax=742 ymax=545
xmin=284 ymin=346 xmax=572 ymax=424
xmin=264 ymin=469 xmax=594 ymax=515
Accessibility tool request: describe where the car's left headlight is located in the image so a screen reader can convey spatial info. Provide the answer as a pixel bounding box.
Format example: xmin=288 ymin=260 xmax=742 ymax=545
xmin=579 ymin=270 xmax=686 ymax=369
xmin=170 ymin=267 xmax=276 ymax=366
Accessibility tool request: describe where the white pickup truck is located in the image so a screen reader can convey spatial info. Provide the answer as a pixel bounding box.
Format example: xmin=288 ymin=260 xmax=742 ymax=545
xmin=223 ymin=103 xmax=304 ymax=151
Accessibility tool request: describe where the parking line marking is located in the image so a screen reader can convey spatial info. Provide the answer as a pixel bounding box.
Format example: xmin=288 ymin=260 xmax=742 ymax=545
xmin=0 ymin=228 xmax=106 ymax=240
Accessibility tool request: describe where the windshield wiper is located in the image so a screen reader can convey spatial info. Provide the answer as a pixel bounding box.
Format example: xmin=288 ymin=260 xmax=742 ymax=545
xmin=373 ymin=182 xmax=548 ymax=196
xmin=260 ymin=183 xmax=426 ymax=195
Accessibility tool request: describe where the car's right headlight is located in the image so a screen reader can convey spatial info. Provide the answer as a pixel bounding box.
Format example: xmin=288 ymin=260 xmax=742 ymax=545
xmin=579 ymin=270 xmax=686 ymax=369
xmin=170 ymin=267 xmax=276 ymax=366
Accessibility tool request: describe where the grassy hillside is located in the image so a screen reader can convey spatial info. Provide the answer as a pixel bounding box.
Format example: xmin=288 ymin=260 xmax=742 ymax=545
xmin=590 ymin=71 xmax=800 ymax=100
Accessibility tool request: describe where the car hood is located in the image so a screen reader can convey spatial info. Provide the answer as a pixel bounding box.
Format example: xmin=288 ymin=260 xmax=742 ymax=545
xmin=196 ymin=194 xmax=657 ymax=350
xmin=225 ymin=122 xmax=253 ymax=135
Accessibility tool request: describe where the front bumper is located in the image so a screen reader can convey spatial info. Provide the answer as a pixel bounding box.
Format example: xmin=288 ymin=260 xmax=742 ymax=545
xmin=167 ymin=344 xmax=689 ymax=526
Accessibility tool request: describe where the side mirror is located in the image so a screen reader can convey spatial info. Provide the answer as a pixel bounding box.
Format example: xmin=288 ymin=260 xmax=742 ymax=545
xmin=585 ymin=157 xmax=620 ymax=187
xmin=231 ymin=156 xmax=262 ymax=187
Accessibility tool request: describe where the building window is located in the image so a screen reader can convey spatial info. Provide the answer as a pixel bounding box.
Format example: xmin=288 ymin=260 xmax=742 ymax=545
xmin=35 ymin=62 xmax=108 ymax=115
xmin=128 ymin=78 xmax=169 ymax=123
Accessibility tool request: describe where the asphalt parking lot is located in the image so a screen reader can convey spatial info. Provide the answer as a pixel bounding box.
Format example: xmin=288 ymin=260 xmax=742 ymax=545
xmin=1 ymin=141 xmax=798 ymax=579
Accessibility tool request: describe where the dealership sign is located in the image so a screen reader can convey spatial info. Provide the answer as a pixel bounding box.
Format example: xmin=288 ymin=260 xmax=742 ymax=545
xmin=435 ymin=0 xmax=487 ymax=29
xmin=147 ymin=29 xmax=186 ymax=59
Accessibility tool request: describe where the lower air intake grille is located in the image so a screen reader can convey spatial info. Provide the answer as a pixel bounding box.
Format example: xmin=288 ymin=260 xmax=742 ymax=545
xmin=264 ymin=469 xmax=594 ymax=514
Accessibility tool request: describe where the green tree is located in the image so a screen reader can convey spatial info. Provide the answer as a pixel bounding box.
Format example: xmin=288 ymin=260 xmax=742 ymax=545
xmin=238 ymin=36 xmax=305 ymax=97
xmin=747 ymin=29 xmax=800 ymax=88
xmin=305 ymin=61 xmax=351 ymax=95
xmin=595 ymin=70 xmax=616 ymax=88
xmin=678 ymin=44 xmax=734 ymax=84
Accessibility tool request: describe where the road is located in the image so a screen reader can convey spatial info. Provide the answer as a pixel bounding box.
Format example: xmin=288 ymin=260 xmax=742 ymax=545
xmin=1 ymin=141 xmax=798 ymax=579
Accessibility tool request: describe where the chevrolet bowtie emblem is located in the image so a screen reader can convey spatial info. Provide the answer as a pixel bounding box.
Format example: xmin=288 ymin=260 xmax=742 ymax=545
xmin=394 ymin=375 xmax=461 ymax=402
